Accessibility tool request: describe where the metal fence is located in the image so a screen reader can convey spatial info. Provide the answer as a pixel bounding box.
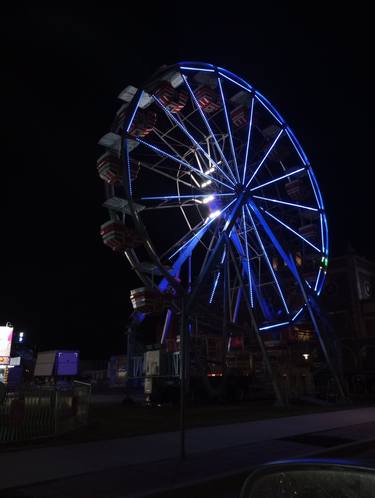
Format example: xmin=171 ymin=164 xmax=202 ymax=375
xmin=0 ymin=381 xmax=91 ymax=443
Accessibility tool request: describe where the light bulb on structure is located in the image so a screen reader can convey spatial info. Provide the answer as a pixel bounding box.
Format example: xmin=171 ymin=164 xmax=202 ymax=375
xmin=208 ymin=210 xmax=221 ymax=219
xmin=201 ymin=180 xmax=212 ymax=188
xmin=202 ymin=194 xmax=215 ymax=204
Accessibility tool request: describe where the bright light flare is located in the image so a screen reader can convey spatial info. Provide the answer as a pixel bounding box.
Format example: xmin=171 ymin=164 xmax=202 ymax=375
xmin=201 ymin=180 xmax=212 ymax=188
xmin=208 ymin=210 xmax=221 ymax=219
xmin=202 ymin=194 xmax=215 ymax=204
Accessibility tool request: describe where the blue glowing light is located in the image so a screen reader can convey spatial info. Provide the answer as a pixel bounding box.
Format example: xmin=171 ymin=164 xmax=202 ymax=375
xmin=292 ymin=306 xmax=305 ymax=322
xmin=261 ymin=208 xmax=321 ymax=252
xmin=285 ymin=126 xmax=308 ymax=165
xmin=314 ymin=267 xmax=322 ymax=292
xmin=246 ymin=129 xmax=284 ymax=187
xmin=233 ymin=286 xmax=242 ymax=323
xmin=124 ymin=140 xmax=133 ymax=197
xmin=169 ymin=198 xmax=236 ymax=259
xmin=217 ymin=71 xmax=253 ymax=93
xmin=259 ymin=321 xmax=290 ymax=331
xmin=181 ymin=74 xmax=236 ymax=183
xmin=161 ymin=308 xmax=173 ymax=343
xmin=243 ymin=97 xmax=255 ymax=184
xmin=126 ymin=91 xmax=144 ymax=133
xmin=141 ymin=193 xmax=234 ymax=201
xmin=246 ymin=204 xmax=290 ymax=314
xmin=208 ymin=249 xmax=226 ymax=304
xmin=152 ymin=95 xmax=235 ymax=187
xmin=242 ymin=206 xmax=254 ymax=307
xmin=180 ymin=66 xmax=215 ymax=72
xmin=250 ymin=167 xmax=305 ymax=192
xmin=253 ymin=195 xmax=318 ymax=212
xmin=255 ymin=92 xmax=284 ymax=125
xmin=217 ymin=77 xmax=240 ymax=182
xmin=317 ymin=270 xmax=326 ymax=296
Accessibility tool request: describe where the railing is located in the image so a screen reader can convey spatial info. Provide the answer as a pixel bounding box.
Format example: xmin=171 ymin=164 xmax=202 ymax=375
xmin=0 ymin=381 xmax=91 ymax=443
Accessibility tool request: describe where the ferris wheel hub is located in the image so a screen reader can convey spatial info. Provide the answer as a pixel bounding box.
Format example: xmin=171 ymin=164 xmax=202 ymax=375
xmin=234 ymin=183 xmax=245 ymax=196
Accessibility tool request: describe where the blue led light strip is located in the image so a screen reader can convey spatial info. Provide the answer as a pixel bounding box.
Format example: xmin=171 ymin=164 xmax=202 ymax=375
xmin=141 ymin=193 xmax=234 ymax=201
xmin=261 ymin=208 xmax=321 ymax=252
xmin=246 ymin=204 xmax=289 ymax=314
xmin=218 ymin=71 xmax=253 ymax=93
xmin=254 ymin=93 xmax=283 ymax=125
xmin=208 ymin=248 xmax=226 ymax=304
xmin=126 ymin=91 xmax=144 ymax=132
xmin=259 ymin=321 xmax=290 ymax=331
xmin=292 ymin=306 xmax=305 ymax=322
xmin=314 ymin=267 xmax=322 ymax=292
xmin=180 ymin=66 xmax=215 ymax=72
xmin=246 ymin=129 xmax=284 ymax=187
xmin=242 ymin=97 xmax=255 ymax=184
xmin=161 ymin=309 xmax=173 ymax=343
xmin=285 ymin=127 xmax=308 ymax=165
xmin=250 ymin=167 xmax=305 ymax=192
xmin=124 ymin=140 xmax=133 ymax=197
xmin=169 ymin=198 xmax=236 ymax=259
xmin=217 ymin=77 xmax=240 ymax=182
xmin=253 ymin=195 xmax=318 ymax=212
xmin=152 ymin=95 xmax=235 ymax=187
xmin=181 ymin=74 xmax=237 ymax=184
xmin=242 ymin=206 xmax=254 ymax=307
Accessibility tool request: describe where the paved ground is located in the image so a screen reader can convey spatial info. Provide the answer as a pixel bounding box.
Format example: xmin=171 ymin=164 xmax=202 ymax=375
xmin=1 ymin=406 xmax=375 ymax=497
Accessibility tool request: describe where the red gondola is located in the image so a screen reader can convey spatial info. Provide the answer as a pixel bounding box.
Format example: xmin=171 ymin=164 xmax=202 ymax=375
xmin=154 ymin=82 xmax=188 ymax=113
xmin=129 ymin=109 xmax=157 ymax=137
xmin=130 ymin=287 xmax=174 ymax=314
xmin=231 ymin=105 xmax=248 ymax=128
xmin=195 ymin=85 xmax=221 ymax=113
xmin=97 ymin=153 xmax=122 ymax=185
xmin=100 ymin=220 xmax=142 ymax=251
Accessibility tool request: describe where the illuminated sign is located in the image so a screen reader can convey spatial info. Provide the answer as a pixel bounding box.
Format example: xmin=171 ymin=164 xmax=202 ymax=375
xmin=0 ymin=356 xmax=10 ymax=365
xmin=0 ymin=325 xmax=13 ymax=360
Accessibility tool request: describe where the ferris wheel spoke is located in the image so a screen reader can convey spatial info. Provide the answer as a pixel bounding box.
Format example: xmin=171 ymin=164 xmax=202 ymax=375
xmin=245 ymin=204 xmax=290 ymax=315
xmin=208 ymin=247 xmax=226 ymax=304
xmin=140 ymin=193 xmax=234 ymax=202
xmin=152 ymin=95 xmax=236 ymax=187
xmin=231 ymin=227 xmax=274 ymax=320
xmin=181 ymin=74 xmax=237 ymax=184
xmin=241 ymin=207 xmax=254 ymax=307
xmin=168 ymin=207 xmax=223 ymax=260
xmin=252 ymin=194 xmax=319 ymax=212
xmin=242 ymin=96 xmax=255 ymax=184
xmin=217 ymin=77 xmax=240 ymax=182
xmin=245 ymin=128 xmax=284 ymax=188
xmin=135 ymin=137 xmax=233 ymax=190
xmin=250 ymin=167 xmax=305 ymax=192
xmin=198 ymin=224 xmax=220 ymax=277
xmin=158 ymin=224 xmax=212 ymax=292
xmin=260 ymin=207 xmax=321 ymax=252
xmin=160 ymin=219 xmax=206 ymax=261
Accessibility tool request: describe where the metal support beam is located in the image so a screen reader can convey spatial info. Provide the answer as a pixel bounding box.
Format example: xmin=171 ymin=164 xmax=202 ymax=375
xmin=287 ymin=253 xmax=347 ymax=401
xmin=226 ymin=236 xmax=285 ymax=407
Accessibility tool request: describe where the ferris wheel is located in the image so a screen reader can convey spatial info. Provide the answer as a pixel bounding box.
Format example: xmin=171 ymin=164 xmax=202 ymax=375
xmin=98 ymin=62 xmax=342 ymax=400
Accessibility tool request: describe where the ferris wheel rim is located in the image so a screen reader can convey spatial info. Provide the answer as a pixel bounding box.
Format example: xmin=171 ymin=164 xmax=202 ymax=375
xmin=101 ymin=61 xmax=329 ymax=330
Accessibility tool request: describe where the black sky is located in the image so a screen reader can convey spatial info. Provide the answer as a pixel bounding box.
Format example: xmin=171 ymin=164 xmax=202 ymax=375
xmin=1 ymin=6 xmax=374 ymax=358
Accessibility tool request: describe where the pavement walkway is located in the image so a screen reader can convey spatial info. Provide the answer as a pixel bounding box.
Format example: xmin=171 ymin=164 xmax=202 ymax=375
xmin=1 ymin=406 xmax=375 ymax=494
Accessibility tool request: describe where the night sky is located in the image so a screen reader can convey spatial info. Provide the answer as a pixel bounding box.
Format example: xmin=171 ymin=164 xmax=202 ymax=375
xmin=1 ymin=6 xmax=374 ymax=359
